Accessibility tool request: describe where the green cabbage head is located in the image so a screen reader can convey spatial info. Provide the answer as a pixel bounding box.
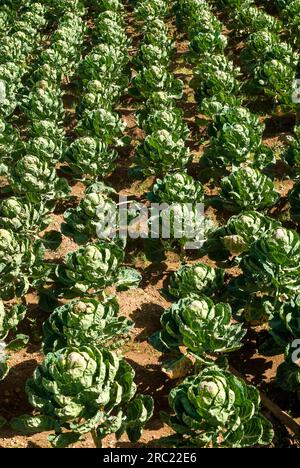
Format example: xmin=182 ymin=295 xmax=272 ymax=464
xmin=161 ymin=366 xmax=274 ymax=447
xmin=43 ymin=296 xmax=134 ymax=354
xmin=11 ymin=346 xmax=153 ymax=447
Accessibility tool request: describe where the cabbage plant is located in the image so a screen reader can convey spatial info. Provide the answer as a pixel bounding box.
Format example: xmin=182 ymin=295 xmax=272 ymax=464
xmin=240 ymin=30 xmax=298 ymax=104
xmin=219 ymin=167 xmax=279 ymax=212
xmin=22 ymin=81 xmax=65 ymax=123
xmin=26 ymin=119 xmax=65 ymax=163
xmin=267 ymin=298 xmax=300 ymax=351
xmin=55 ymin=240 xmax=141 ymax=296
xmin=236 ymin=295 xmax=276 ymax=325
xmin=0 ymin=229 xmax=45 ymax=300
xmin=282 ymin=126 xmax=300 ymax=174
xmin=161 ymin=366 xmax=274 ymax=447
xmin=11 ymin=346 xmax=153 ymax=447
xmin=135 ymin=91 xmax=178 ymax=124
xmin=202 ymin=211 xmax=281 ymax=263
xmin=148 ymin=172 xmax=203 ymax=204
xmin=43 ymin=296 xmax=134 ymax=354
xmin=240 ymin=31 xmax=298 ymax=75
xmin=76 ymin=108 xmax=126 ymax=147
xmin=231 ymin=4 xmax=282 ymax=33
xmin=133 ymin=44 xmax=170 ymax=71
xmin=66 ymin=137 xmax=117 ymax=181
xmin=190 ymin=54 xmax=242 ymax=117
xmin=282 ymin=0 xmax=300 ymax=45
xmin=187 ymin=10 xmax=227 ymax=57
xmin=0 ymin=197 xmax=52 ymax=233
xmin=135 ymin=130 xmax=191 ymax=176
xmin=232 ymin=228 xmax=300 ymax=298
xmin=276 ymin=349 xmax=300 ymax=399
xmin=61 ymin=184 xmax=118 ymax=244
xmin=168 ymin=262 xmax=224 ymax=299
xmin=135 ymin=0 xmax=169 ymax=20
xmin=9 ymin=155 xmax=70 ymax=204
xmin=79 ymin=80 xmax=125 ymax=114
xmin=96 ymin=17 xmax=130 ymax=50
xmin=0 ymin=118 xmax=21 ymax=176
xmin=137 ymin=108 xmax=189 ymax=141
xmin=202 ymin=106 xmax=267 ymax=169
xmin=149 ymin=295 xmax=245 ymax=362
xmin=132 ymin=65 xmax=183 ymax=100
xmin=78 ymin=44 xmax=128 ymax=87
xmin=152 ymin=205 xmax=213 ymax=255
xmin=0 ymin=300 xmax=26 ymax=340
xmin=142 ymin=18 xmax=174 ymax=52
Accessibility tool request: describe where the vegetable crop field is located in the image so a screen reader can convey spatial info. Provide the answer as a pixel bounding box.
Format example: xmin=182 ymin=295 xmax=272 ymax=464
xmin=1 ymin=0 xmax=300 ymax=449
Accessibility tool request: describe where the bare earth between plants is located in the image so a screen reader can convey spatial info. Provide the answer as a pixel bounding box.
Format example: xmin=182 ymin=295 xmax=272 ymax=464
xmin=1 ymin=2 xmax=300 ymax=448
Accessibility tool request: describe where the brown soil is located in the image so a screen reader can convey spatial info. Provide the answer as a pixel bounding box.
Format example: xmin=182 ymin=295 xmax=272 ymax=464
xmin=1 ymin=3 xmax=300 ymax=449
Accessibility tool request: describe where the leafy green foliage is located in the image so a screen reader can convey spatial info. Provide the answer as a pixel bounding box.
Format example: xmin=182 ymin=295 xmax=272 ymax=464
xmin=137 ymin=108 xmax=189 ymax=140
xmin=76 ymin=108 xmax=126 ymax=146
xmin=232 ymin=228 xmax=300 ymax=298
xmin=282 ymin=126 xmax=300 ymax=173
xmin=231 ymin=4 xmax=282 ymax=33
xmin=282 ymin=0 xmax=300 ymax=45
xmin=9 ymin=155 xmax=70 ymax=204
xmin=190 ymin=54 xmax=242 ymax=117
xmin=149 ymin=295 xmax=245 ymax=360
xmin=148 ymin=173 xmax=204 ymax=204
xmin=161 ymin=366 xmax=274 ymax=447
xmin=0 ymin=301 xmax=26 ymax=340
xmin=237 ymin=295 xmax=276 ymax=325
xmin=78 ymin=80 xmax=125 ymax=114
xmin=214 ymin=0 xmax=253 ymax=8
xmin=169 ymin=262 xmax=224 ymax=299
xmin=132 ymin=65 xmax=183 ymax=100
xmin=179 ymin=5 xmax=227 ymax=57
xmin=55 ymin=240 xmax=141 ymax=296
xmin=61 ymin=184 xmax=118 ymax=244
xmin=22 ymin=81 xmax=65 ymax=124
xmin=202 ymin=211 xmax=281 ymax=262
xmin=135 ymin=130 xmax=191 ymax=176
xmin=38 ymin=12 xmax=85 ymax=78
xmin=142 ymin=18 xmax=174 ymax=52
xmin=135 ymin=0 xmax=169 ymax=20
xmin=202 ymin=106 xmax=267 ymax=169
xmin=0 ymin=119 xmax=21 ymax=176
xmin=133 ymin=44 xmax=170 ymax=70
xmin=240 ymin=30 xmax=298 ymax=104
xmin=66 ymin=137 xmax=117 ymax=181
xmin=43 ymin=296 xmax=134 ymax=354
xmin=155 ymin=206 xmax=213 ymax=253
xmin=268 ymin=297 xmax=300 ymax=352
xmin=95 ymin=16 xmax=131 ymax=50
xmin=78 ymin=44 xmax=128 ymax=88
xmin=135 ymin=91 xmax=179 ymax=125
xmin=0 ymin=197 xmax=52 ymax=233
xmin=0 ymin=229 xmax=47 ymax=300
xmin=0 ymin=4 xmax=47 ymax=116
xmin=26 ymin=120 xmax=65 ymax=164
xmin=219 ymin=167 xmax=279 ymax=212
xmin=0 ymin=340 xmax=8 ymax=381
xmin=276 ymin=350 xmax=300 ymax=399
xmin=12 ymin=346 xmax=153 ymax=447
